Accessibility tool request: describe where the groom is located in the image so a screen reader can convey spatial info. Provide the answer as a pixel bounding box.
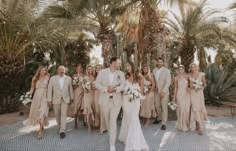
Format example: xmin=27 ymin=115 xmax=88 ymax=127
xmin=47 ymin=65 xmax=74 ymax=138
xmin=95 ymin=57 xmax=125 ymax=151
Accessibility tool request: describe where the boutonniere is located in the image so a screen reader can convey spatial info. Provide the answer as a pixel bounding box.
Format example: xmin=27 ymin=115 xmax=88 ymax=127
xmin=117 ymin=75 xmax=121 ymax=81
xmin=115 ymin=75 xmax=121 ymax=88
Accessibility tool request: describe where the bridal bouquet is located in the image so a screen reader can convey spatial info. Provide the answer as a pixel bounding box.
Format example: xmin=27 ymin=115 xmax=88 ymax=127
xmin=20 ymin=91 xmax=32 ymax=106
xmin=168 ymin=102 xmax=177 ymax=110
xmin=190 ymin=78 xmax=203 ymax=91
xmin=72 ymin=76 xmax=83 ymax=86
xmin=124 ymin=84 xmax=143 ymax=102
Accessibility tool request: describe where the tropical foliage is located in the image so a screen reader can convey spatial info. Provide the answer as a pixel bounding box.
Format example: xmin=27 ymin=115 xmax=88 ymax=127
xmin=204 ymin=62 xmax=236 ymax=106
xmin=165 ymin=0 xmax=236 ymax=70
xmin=0 ymin=0 xmax=236 ymax=113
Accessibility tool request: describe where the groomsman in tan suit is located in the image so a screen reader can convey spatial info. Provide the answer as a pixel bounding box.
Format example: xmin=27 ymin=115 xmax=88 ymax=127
xmin=47 ymin=65 xmax=74 ymax=138
xmin=95 ymin=57 xmax=125 ymax=151
xmin=153 ymin=57 xmax=171 ymax=130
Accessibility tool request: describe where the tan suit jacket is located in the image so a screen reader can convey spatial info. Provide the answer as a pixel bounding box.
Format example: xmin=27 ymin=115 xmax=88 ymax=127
xmin=95 ymin=68 xmax=126 ymax=107
xmin=47 ymin=75 xmax=74 ymax=104
xmin=153 ymin=67 xmax=171 ymax=94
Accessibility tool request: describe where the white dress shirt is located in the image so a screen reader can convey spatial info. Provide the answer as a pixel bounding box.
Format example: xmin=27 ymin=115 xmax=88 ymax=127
xmin=58 ymin=75 xmax=65 ymax=90
xmin=109 ymin=68 xmax=115 ymax=85
xmin=155 ymin=67 xmax=163 ymax=82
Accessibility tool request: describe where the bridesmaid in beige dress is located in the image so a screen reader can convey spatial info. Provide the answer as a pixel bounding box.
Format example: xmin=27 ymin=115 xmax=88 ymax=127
xmin=23 ymin=66 xmax=50 ymax=139
xmin=93 ymin=65 xmax=101 ymax=128
xmin=189 ymin=63 xmax=207 ymax=135
xmin=83 ymin=65 xmax=95 ymax=133
xmin=140 ymin=64 xmax=156 ymax=126
xmin=94 ymin=64 xmax=107 ymax=134
xmin=173 ymin=65 xmax=191 ymax=131
xmin=72 ymin=64 xmax=84 ymax=129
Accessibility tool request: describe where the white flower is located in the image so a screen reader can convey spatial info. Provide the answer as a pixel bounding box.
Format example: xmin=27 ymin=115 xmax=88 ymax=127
xmin=134 ymin=91 xmax=139 ymax=96
xmin=139 ymin=94 xmax=145 ymax=100
xmin=124 ymin=85 xmax=130 ymax=92
xmin=128 ymin=94 xmax=133 ymax=99
xmin=144 ymin=86 xmax=149 ymax=93
xmin=168 ymin=102 xmax=177 ymax=110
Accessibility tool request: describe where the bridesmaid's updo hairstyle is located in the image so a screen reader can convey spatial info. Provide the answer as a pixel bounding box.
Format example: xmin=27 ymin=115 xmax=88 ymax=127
xmin=189 ymin=63 xmax=199 ymax=72
xmin=178 ymin=64 xmax=185 ymax=69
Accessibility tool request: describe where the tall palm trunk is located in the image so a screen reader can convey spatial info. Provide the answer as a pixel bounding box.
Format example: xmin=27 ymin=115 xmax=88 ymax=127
xmin=180 ymin=45 xmax=195 ymax=70
xmin=98 ymin=24 xmax=116 ymax=67
xmin=0 ymin=54 xmax=24 ymax=113
xmin=138 ymin=0 xmax=165 ymax=65
xmin=198 ymin=47 xmax=207 ymax=71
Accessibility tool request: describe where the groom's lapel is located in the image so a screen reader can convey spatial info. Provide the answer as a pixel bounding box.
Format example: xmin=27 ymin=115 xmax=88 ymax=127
xmin=105 ymin=68 xmax=111 ymax=86
xmin=112 ymin=71 xmax=120 ymax=86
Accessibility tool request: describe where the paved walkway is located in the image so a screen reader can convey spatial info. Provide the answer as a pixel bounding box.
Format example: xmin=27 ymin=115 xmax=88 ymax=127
xmin=0 ymin=117 xmax=235 ymax=151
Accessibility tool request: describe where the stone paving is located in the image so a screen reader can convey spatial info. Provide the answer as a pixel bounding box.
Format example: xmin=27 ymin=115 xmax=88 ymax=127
xmin=0 ymin=117 xmax=235 ymax=151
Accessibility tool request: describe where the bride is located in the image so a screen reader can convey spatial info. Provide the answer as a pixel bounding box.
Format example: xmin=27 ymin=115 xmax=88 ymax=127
xmin=118 ymin=62 xmax=149 ymax=151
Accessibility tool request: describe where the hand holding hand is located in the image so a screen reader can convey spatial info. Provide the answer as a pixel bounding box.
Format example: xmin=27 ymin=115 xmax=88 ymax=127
xmin=69 ymin=99 xmax=73 ymax=105
xmin=159 ymin=92 xmax=166 ymax=99
xmin=47 ymin=102 xmax=52 ymax=107
xmin=172 ymin=97 xmax=176 ymax=103
xmin=107 ymin=86 xmax=115 ymax=93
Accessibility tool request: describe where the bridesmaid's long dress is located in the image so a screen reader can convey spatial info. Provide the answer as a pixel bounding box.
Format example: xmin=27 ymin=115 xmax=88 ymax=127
xmin=140 ymin=76 xmax=156 ymax=118
xmin=190 ymin=72 xmax=208 ymax=124
xmin=24 ymin=78 xmax=49 ymax=126
xmin=73 ymin=79 xmax=84 ymax=115
xmin=176 ymin=76 xmax=191 ymax=131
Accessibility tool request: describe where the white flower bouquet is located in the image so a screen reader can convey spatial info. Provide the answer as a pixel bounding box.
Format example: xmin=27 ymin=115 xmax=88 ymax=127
xmin=190 ymin=78 xmax=203 ymax=91
xmin=168 ymin=102 xmax=177 ymax=110
xmin=124 ymin=84 xmax=143 ymax=102
xmin=82 ymin=77 xmax=91 ymax=91
xmin=20 ymin=91 xmax=32 ymax=106
xmin=72 ymin=76 xmax=83 ymax=86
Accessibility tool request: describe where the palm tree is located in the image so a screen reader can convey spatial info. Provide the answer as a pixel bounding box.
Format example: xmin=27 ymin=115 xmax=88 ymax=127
xmin=44 ymin=0 xmax=137 ymax=67
xmin=229 ymin=2 xmax=236 ymax=15
xmin=115 ymin=0 xmax=195 ymax=66
xmin=0 ymin=0 xmax=66 ymax=113
xmin=165 ymin=0 xmax=236 ymax=70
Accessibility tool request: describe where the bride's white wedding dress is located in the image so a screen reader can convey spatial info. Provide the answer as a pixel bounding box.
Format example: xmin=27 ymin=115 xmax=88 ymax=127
xmin=119 ymin=81 xmax=149 ymax=151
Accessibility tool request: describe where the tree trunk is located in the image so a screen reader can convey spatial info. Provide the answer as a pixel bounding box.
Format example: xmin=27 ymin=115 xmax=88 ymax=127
xmin=198 ymin=47 xmax=207 ymax=71
xmin=98 ymin=24 xmax=116 ymax=68
xmin=180 ymin=47 xmax=195 ymax=72
xmin=138 ymin=0 xmax=166 ymax=66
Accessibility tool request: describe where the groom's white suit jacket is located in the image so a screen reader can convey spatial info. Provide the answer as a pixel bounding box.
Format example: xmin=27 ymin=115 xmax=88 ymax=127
xmin=95 ymin=68 xmax=126 ymax=107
